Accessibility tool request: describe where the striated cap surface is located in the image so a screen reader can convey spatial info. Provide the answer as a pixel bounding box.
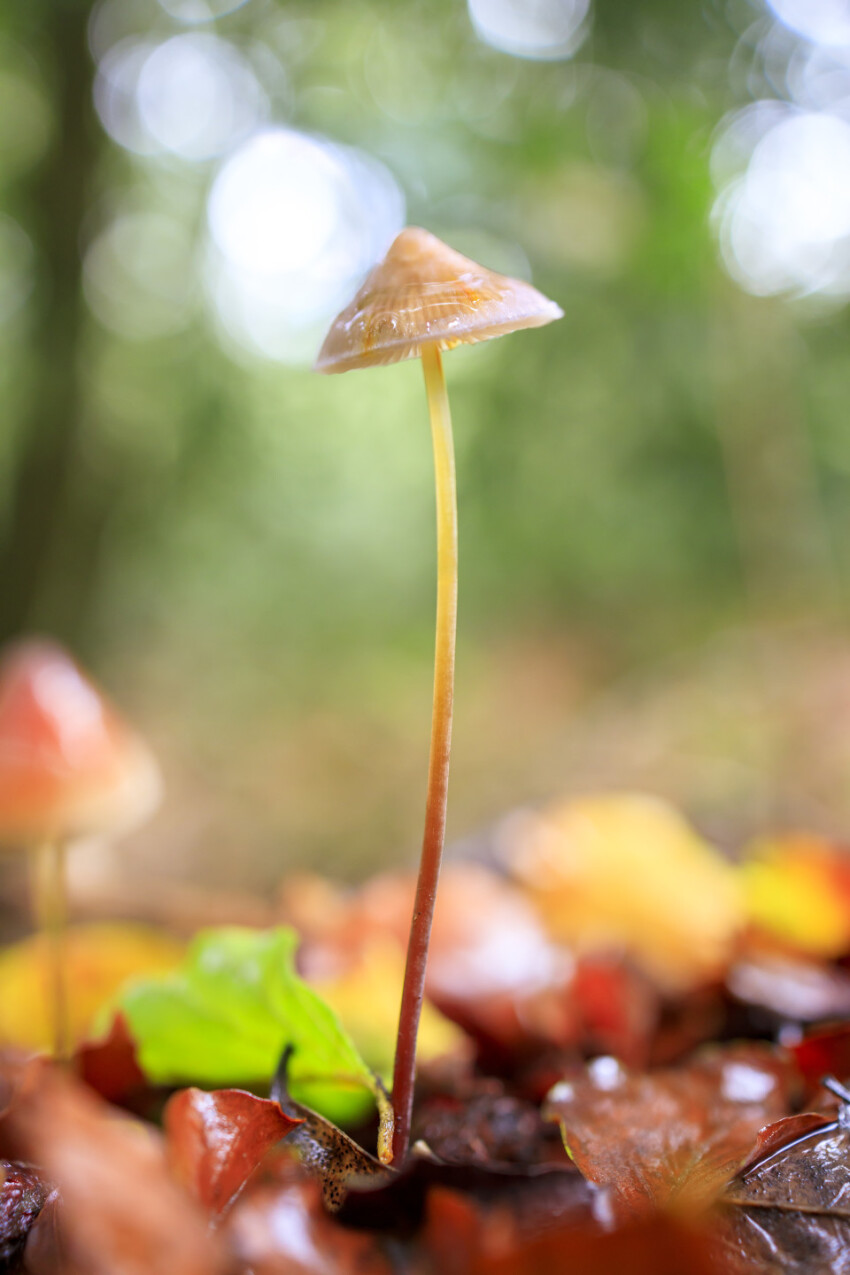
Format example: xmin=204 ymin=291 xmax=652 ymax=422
xmin=315 ymin=227 xmax=562 ymax=373
xmin=0 ymin=640 xmax=162 ymax=845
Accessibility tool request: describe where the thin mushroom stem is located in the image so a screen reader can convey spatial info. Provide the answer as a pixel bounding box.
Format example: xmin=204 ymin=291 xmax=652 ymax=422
xmin=391 ymin=344 xmax=458 ymax=1164
xmin=29 ymin=839 xmax=70 ymax=1062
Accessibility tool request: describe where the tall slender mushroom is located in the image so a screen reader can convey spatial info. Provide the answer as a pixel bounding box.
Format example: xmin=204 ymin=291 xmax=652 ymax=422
xmin=0 ymin=639 xmax=161 ymax=1060
xmin=316 ymin=227 xmax=562 ymax=1162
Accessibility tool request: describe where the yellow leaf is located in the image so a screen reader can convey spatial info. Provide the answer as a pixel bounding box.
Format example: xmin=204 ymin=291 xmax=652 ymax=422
xmin=0 ymin=922 xmax=184 ymax=1052
xmin=740 ymin=834 xmax=850 ymax=957
xmin=508 ymin=793 xmax=744 ymax=990
xmin=311 ymin=938 xmax=470 ymax=1080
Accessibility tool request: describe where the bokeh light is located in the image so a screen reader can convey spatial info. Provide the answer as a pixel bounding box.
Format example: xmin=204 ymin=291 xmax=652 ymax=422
xmin=206 ymin=128 xmax=404 ymax=363
xmin=137 ymin=35 xmax=268 ymax=161
xmin=83 ymin=211 xmax=198 ymax=340
xmin=713 ymin=103 xmax=850 ymax=298
xmin=766 ymin=0 xmax=850 ymax=48
xmin=468 ymin=0 xmax=591 ymax=60
xmin=94 ymin=33 xmax=267 ymax=161
xmin=157 ymin=0 xmax=251 ymax=23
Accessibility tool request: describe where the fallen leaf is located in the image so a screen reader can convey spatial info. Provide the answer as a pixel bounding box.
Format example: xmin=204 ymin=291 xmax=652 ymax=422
xmin=272 ymin=1050 xmax=394 ymax=1211
xmin=289 ymin=865 xmax=576 ymax=1058
xmin=164 ymin=1086 xmax=302 ymax=1216
xmin=0 ymin=1159 xmax=49 ymax=1265
xmin=741 ymin=1112 xmax=836 ymax=1173
xmin=0 ymin=1061 xmax=227 ymax=1275
xmin=0 ymin=923 xmax=183 ymax=1053
xmin=544 ymin=1044 xmax=794 ymax=1217
xmin=224 ymin=1158 xmax=394 ymax=1274
xmin=727 ymin=951 xmax=850 ymax=1023
xmin=76 ymin=1013 xmax=147 ymax=1104
xmin=792 ymin=1025 xmax=850 ymax=1092
xmin=312 ymin=938 xmax=471 ymax=1089
xmin=572 ymin=953 xmax=660 ymax=1069
xmin=719 ymin=1117 xmax=850 ymax=1272
xmin=119 ymin=926 xmax=380 ymax=1124
xmin=422 ymin=1186 xmax=727 ymax=1275
xmin=506 ymin=793 xmax=744 ymax=990
xmin=740 ymin=833 xmax=850 ymax=958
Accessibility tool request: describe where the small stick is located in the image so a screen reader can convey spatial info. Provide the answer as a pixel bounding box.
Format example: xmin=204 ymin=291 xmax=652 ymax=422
xmin=30 ymin=839 xmax=70 ymax=1062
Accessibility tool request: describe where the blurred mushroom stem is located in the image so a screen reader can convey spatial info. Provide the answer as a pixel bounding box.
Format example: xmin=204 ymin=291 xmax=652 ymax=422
xmin=391 ymin=345 xmax=458 ymax=1163
xmin=29 ymin=839 xmax=70 ymax=1062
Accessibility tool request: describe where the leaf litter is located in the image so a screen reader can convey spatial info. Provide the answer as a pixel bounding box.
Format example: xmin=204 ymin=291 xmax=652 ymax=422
xmin=4 ymin=793 xmax=850 ymax=1269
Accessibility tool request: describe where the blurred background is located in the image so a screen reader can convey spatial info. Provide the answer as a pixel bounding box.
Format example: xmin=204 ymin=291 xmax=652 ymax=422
xmin=4 ymin=0 xmax=850 ymax=903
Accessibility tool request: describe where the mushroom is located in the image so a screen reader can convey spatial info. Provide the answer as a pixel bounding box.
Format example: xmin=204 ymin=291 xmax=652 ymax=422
xmin=316 ymin=227 xmax=562 ymax=1161
xmin=0 ymin=639 xmax=161 ymax=1059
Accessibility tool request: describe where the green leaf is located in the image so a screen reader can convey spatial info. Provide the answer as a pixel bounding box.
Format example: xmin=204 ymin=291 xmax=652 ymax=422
xmin=118 ymin=927 xmax=377 ymax=1123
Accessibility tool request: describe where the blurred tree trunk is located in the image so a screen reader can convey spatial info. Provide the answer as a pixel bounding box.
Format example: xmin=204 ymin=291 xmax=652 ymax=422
xmin=0 ymin=0 xmax=97 ymax=648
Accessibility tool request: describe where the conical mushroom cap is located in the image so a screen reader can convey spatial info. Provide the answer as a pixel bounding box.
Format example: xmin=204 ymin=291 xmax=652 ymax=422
xmin=0 ymin=640 xmax=162 ymax=845
xmin=315 ymin=227 xmax=563 ymax=373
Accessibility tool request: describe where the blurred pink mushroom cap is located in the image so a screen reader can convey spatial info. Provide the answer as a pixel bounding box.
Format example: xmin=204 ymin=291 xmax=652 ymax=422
xmin=0 ymin=640 xmax=162 ymax=845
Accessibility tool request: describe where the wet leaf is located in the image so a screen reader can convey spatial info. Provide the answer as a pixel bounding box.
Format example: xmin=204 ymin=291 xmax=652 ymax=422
xmin=740 ymin=833 xmax=850 ymax=958
xmin=0 ymin=1061 xmax=226 ymax=1275
xmin=118 ymin=926 xmax=379 ymax=1123
xmin=0 ymin=923 xmax=183 ymax=1053
xmin=0 ymin=1159 xmax=49 ymax=1264
xmin=506 ymin=793 xmax=744 ymax=990
xmin=164 ymin=1086 xmax=302 ymax=1216
xmin=719 ymin=1118 xmax=850 ymax=1272
xmin=544 ymin=1044 xmax=794 ymax=1217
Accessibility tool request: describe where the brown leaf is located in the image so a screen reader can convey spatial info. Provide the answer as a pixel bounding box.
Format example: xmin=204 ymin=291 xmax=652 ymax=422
xmin=0 ymin=1062 xmax=227 ymax=1275
xmin=280 ymin=1100 xmax=394 ymax=1212
xmin=544 ymin=1044 xmax=794 ymax=1218
xmin=164 ymin=1086 xmax=302 ymax=1217
xmin=719 ymin=1119 xmax=850 ymax=1272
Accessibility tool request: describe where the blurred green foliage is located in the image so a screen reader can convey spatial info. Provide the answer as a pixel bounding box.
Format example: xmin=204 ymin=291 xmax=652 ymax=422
xmin=2 ymin=0 xmax=849 ymax=885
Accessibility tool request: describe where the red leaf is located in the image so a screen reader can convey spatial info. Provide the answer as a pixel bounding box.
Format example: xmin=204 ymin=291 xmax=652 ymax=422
xmin=422 ymin=1187 xmax=727 ymax=1275
xmin=164 ymin=1087 xmax=301 ymax=1216
xmin=741 ymin=1112 xmax=835 ymax=1174
xmin=791 ymin=1023 xmax=850 ymax=1090
xmin=76 ymin=1013 xmax=147 ymax=1105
